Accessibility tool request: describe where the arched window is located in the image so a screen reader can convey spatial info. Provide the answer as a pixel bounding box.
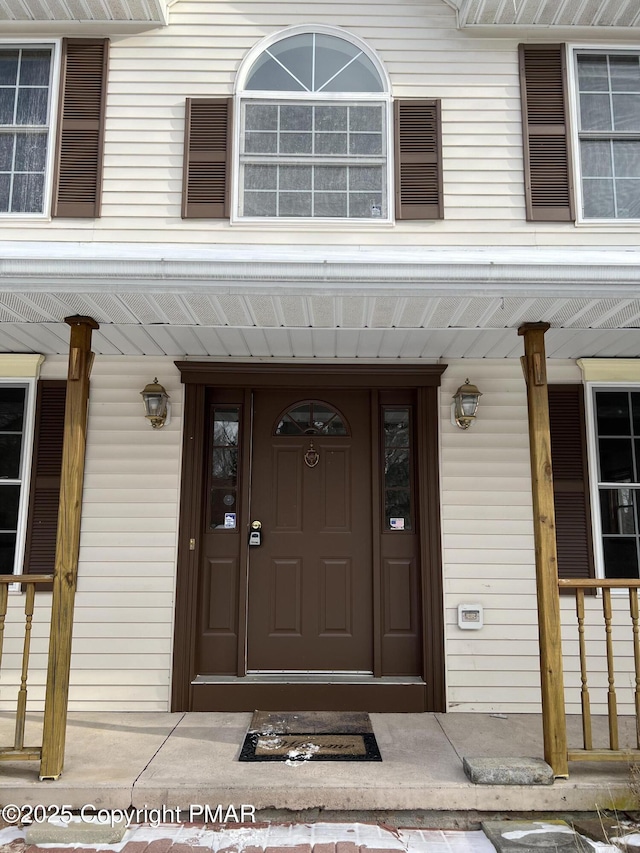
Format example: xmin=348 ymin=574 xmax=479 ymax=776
xmin=274 ymin=401 xmax=349 ymax=435
xmin=235 ymin=27 xmax=392 ymax=222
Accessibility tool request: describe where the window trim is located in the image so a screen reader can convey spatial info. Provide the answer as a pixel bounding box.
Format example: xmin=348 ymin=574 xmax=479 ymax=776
xmin=585 ymin=381 xmax=640 ymax=580
xmin=13 ymin=379 xmax=37 ymax=578
xmin=567 ymin=43 xmax=640 ymax=226
xmin=0 ymin=38 xmax=61 ymax=220
xmin=232 ymin=25 xmax=394 ymax=225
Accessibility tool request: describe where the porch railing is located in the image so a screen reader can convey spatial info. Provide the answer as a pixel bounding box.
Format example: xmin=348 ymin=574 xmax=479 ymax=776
xmin=0 ymin=574 xmax=53 ymax=764
xmin=558 ymin=577 xmax=640 ymax=762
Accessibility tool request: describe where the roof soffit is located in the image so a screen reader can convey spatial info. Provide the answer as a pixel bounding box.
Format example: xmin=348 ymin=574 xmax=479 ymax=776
xmin=0 ymin=0 xmax=167 ymax=30
xmin=449 ymin=0 xmax=640 ymax=30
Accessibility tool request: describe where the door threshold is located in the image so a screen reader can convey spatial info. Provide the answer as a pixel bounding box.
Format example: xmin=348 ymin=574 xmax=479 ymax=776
xmin=190 ymin=677 xmax=428 ymax=711
xmin=193 ymin=674 xmax=424 ymax=684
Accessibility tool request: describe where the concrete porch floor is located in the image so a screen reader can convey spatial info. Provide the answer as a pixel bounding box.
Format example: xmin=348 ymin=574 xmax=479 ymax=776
xmin=0 ymin=712 xmax=638 ymax=815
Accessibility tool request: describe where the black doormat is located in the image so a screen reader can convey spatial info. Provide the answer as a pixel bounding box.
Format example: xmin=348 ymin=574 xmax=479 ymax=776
xmin=239 ymin=711 xmax=382 ymax=762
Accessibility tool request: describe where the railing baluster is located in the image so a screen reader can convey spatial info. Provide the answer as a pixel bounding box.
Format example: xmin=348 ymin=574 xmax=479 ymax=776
xmin=14 ymin=582 xmax=35 ymax=751
xmin=630 ymin=588 xmax=640 ymax=749
xmin=0 ymin=576 xmax=52 ymax=768
xmin=576 ymin=588 xmax=592 ymax=750
xmin=603 ymin=587 xmax=619 ymax=750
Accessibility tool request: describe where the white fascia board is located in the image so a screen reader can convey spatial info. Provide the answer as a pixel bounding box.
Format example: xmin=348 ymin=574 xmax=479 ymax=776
xmin=1 ymin=242 xmax=640 ymax=298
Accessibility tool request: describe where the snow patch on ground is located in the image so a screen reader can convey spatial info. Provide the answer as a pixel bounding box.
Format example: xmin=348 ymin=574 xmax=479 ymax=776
xmin=612 ymin=834 xmax=640 ymax=848
xmin=0 ymin=826 xmax=26 ymax=845
xmin=501 ymin=822 xmax=620 ymax=853
xmin=0 ymin=822 xmax=499 ymax=853
xmin=10 ymin=822 xmax=624 ymax=853
xmin=501 ymin=823 xmax=576 ymax=840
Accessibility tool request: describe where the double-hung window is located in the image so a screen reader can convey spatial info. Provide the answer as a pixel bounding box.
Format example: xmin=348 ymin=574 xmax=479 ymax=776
xmin=574 ymin=50 xmax=640 ymax=220
xmin=0 ymin=46 xmax=54 ymax=215
xmin=236 ymin=30 xmax=392 ymax=222
xmin=592 ymin=389 xmax=640 ymax=578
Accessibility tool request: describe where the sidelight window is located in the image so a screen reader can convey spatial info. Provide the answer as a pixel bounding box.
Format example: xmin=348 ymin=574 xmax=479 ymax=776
xmin=383 ymin=407 xmax=413 ymax=531
xmin=209 ymin=406 xmax=240 ymax=530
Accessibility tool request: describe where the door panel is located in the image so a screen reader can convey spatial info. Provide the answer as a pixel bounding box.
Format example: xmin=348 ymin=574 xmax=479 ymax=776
xmin=273 ymin=446 xmax=303 ymax=529
xmin=247 ymin=389 xmax=372 ymax=672
xmin=270 ymin=559 xmax=302 ymax=634
xmin=320 ymin=558 xmax=354 ymax=636
xmin=322 ymin=448 xmax=350 ymax=529
xmin=383 ymin=557 xmax=417 ymax=633
xmin=207 ymin=557 xmax=238 ymax=633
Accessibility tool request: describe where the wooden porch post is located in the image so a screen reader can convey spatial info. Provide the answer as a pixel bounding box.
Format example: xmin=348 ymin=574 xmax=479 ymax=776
xmin=518 ymin=322 xmax=568 ymax=778
xmin=39 ymin=316 xmax=98 ymax=780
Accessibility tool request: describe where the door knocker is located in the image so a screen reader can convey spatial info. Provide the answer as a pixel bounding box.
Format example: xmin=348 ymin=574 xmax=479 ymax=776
xmin=304 ymin=441 xmax=319 ymax=468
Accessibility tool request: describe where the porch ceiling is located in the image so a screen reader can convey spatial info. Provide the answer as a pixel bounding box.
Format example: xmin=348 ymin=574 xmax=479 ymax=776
xmin=0 ymin=299 xmax=639 ymax=359
xmin=1 ymin=242 xmax=639 ymax=359
xmin=449 ymin=0 xmax=640 ymax=29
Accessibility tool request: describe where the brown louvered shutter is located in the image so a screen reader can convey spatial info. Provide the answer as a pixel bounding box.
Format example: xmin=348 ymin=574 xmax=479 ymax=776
xmin=394 ymin=99 xmax=443 ymax=220
xmin=519 ymin=44 xmax=575 ymax=221
xmin=22 ymin=381 xmax=66 ymax=589
xmin=182 ymin=98 xmax=232 ymax=218
xmin=52 ymin=39 xmax=109 ymax=218
xmin=548 ymin=384 xmax=595 ymax=587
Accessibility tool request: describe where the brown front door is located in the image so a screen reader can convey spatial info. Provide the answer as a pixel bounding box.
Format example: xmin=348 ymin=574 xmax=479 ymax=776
xmin=247 ymin=390 xmax=372 ymax=672
xmin=173 ymin=362 xmax=447 ymax=713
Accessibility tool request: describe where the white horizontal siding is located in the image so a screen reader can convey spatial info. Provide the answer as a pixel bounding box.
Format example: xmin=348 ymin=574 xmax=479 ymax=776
xmin=0 ymin=0 xmax=634 ymax=245
xmin=441 ymin=358 xmax=640 ymax=716
xmin=0 ymin=355 xmax=182 ymax=712
xmin=441 ymin=359 xmax=539 ymax=714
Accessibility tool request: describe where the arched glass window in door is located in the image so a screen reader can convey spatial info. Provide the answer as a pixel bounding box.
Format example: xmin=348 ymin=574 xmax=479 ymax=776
xmin=275 ymin=401 xmax=349 ymax=435
xmin=236 ymin=28 xmax=391 ymax=221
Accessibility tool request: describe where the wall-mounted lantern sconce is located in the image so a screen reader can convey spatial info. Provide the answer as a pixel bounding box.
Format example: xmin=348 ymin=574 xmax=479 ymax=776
xmin=140 ymin=378 xmax=170 ymax=429
xmin=452 ymin=379 xmax=482 ymax=430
